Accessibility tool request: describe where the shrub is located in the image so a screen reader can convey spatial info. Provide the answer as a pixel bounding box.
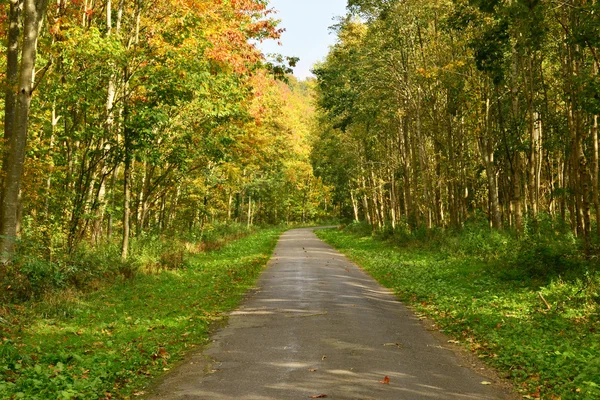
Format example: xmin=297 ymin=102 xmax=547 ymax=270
xmin=344 ymin=221 xmax=373 ymax=236
xmin=340 ymin=213 xmax=595 ymax=282
xmin=2 ymin=221 xmax=260 ymax=303
xmin=510 ymin=237 xmax=585 ymax=281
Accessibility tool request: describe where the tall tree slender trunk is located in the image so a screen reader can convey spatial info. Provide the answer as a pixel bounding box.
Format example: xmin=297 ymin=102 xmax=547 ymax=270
xmin=400 ymin=121 xmax=412 ymax=221
xmin=106 ymin=165 xmax=118 ymax=238
xmin=44 ymin=103 xmax=59 ymax=217
xmin=360 ymin=174 xmax=371 ymax=225
xmin=480 ymin=96 xmax=502 ymax=229
xmin=3 ymin=0 xmax=22 ymax=138
xmin=0 ymin=0 xmax=49 ymax=263
xmin=2 ymin=0 xmax=23 ymax=224
xmin=350 ymin=188 xmax=359 ymax=222
xmin=593 ymin=114 xmax=599 ymax=236
xmin=510 ymin=45 xmax=523 ymax=235
xmin=524 ymin=54 xmax=538 ymax=221
xmin=389 ymin=169 xmax=397 ymax=229
xmin=121 ymin=131 xmax=132 ymax=259
xmin=247 ymin=194 xmax=252 ymax=228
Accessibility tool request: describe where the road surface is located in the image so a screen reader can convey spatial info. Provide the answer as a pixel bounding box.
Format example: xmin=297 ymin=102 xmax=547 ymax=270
xmin=148 ymin=228 xmax=515 ymax=399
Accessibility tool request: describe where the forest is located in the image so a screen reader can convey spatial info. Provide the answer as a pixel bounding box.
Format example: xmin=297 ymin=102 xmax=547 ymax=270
xmin=1 ymin=0 xmax=600 ymax=398
xmin=314 ymin=0 xmax=600 ymax=238
xmin=0 ymin=0 xmax=330 ymax=295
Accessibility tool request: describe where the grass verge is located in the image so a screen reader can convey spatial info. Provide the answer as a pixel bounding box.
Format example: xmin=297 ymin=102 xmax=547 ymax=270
xmin=0 ymin=227 xmax=283 ymax=399
xmin=316 ymin=227 xmax=600 ymax=400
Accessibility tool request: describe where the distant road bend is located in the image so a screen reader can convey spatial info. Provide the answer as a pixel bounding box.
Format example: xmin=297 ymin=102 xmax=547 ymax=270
xmin=149 ymin=227 xmax=514 ymax=400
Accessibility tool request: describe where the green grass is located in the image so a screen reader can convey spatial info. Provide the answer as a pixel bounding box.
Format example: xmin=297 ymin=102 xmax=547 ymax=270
xmin=316 ymin=227 xmax=600 ymax=400
xmin=0 ymin=227 xmax=283 ymax=399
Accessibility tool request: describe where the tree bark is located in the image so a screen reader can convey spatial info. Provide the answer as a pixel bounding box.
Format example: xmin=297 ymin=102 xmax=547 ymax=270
xmin=247 ymin=194 xmax=252 ymax=228
xmin=350 ymin=188 xmax=359 ymax=222
xmin=2 ymin=1 xmax=23 ymax=221
xmin=399 ymin=120 xmax=412 ymax=221
xmin=480 ymin=96 xmax=502 ymax=229
xmin=0 ymin=0 xmax=49 ymax=263
xmin=510 ymin=44 xmax=523 ymax=235
xmin=593 ymin=115 xmax=599 ymax=236
xmin=121 ymin=135 xmax=131 ymax=259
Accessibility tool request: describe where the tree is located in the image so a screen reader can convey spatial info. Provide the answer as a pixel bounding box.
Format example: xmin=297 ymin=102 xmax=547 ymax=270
xmin=1 ymin=0 xmax=49 ymax=264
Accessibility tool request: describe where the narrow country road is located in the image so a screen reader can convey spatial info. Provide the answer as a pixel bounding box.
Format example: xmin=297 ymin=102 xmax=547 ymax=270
xmin=149 ymin=228 xmax=514 ymax=399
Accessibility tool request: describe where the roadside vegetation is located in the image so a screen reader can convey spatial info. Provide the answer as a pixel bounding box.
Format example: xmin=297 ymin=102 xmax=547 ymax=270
xmin=1 ymin=1 xmax=330 ymax=396
xmin=317 ymin=221 xmax=600 ymax=399
xmin=0 ymin=227 xmax=283 ymax=399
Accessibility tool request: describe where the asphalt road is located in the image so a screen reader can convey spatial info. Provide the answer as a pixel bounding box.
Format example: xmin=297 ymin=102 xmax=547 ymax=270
xmin=148 ymin=228 xmax=514 ymax=400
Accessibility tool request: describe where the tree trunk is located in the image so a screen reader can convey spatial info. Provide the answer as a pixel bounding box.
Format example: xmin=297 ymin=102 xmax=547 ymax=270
xmin=526 ymin=55 xmax=539 ymax=221
xmin=2 ymin=0 xmax=23 ymax=225
xmin=106 ymin=164 xmax=119 ymax=238
xmin=247 ymin=194 xmax=252 ymax=228
xmin=400 ymin=122 xmax=413 ymax=221
xmin=389 ymin=170 xmax=397 ymax=229
xmin=227 ymin=191 xmax=233 ymax=221
xmin=350 ymin=188 xmax=359 ymax=222
xmin=0 ymin=0 xmax=49 ymax=263
xmin=510 ymin=44 xmax=523 ymax=236
xmin=44 ymin=105 xmax=58 ymax=217
xmin=121 ymin=100 xmax=132 ymax=259
xmin=480 ymin=97 xmax=502 ymax=229
xmin=593 ymin=115 xmax=599 ymax=236
xmin=360 ymin=175 xmax=371 ymax=225
xmin=121 ymin=146 xmax=131 ymax=259
xmin=512 ymin=153 xmax=523 ymax=236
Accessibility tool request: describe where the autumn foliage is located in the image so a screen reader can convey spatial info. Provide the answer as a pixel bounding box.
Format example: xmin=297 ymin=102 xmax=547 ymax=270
xmin=0 ymin=0 xmax=329 ymax=277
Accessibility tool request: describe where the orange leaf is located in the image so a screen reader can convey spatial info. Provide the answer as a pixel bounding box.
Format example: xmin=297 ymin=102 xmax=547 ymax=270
xmin=309 ymin=395 xmax=327 ymax=399
xmin=379 ymin=376 xmax=390 ymax=384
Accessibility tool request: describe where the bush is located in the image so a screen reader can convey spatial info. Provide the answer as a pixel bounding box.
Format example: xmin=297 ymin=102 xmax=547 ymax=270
xmin=344 ymin=221 xmax=373 ymax=236
xmin=441 ymin=222 xmax=512 ymax=260
xmin=2 ymin=222 xmax=259 ymax=303
xmin=510 ymin=237 xmax=585 ymax=281
xmin=340 ymin=213 xmax=596 ymax=282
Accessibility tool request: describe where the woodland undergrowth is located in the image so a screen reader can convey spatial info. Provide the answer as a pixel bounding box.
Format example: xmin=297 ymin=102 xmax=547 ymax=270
xmin=317 ymin=219 xmax=600 ymax=399
xmin=0 ymin=226 xmax=284 ymax=399
xmin=1 ymin=222 xmax=259 ymax=304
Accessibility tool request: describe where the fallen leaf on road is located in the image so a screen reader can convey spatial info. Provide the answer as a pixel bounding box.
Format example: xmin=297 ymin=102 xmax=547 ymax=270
xmin=321 ymin=355 xmax=327 ymax=360
xmin=379 ymin=376 xmax=390 ymax=384
xmin=383 ymin=343 xmax=402 ymax=348
xmin=481 ymin=381 xmax=491 ymax=385
xmin=308 ymin=368 xmax=318 ymax=372
xmin=309 ymin=394 xmax=327 ymax=398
